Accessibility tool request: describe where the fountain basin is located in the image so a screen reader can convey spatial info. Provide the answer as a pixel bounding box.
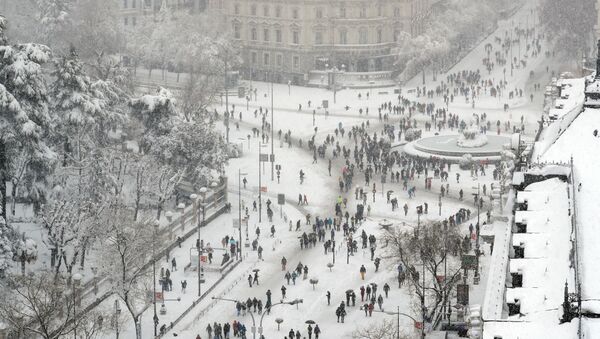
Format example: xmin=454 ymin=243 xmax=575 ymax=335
xmin=403 ymin=134 xmax=511 ymax=162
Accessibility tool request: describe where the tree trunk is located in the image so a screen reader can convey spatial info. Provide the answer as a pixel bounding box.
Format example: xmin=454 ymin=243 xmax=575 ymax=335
xmin=79 ymin=238 xmax=88 ymax=269
xmin=0 ymin=141 xmax=7 ymax=224
xmin=156 ymin=199 xmax=163 ymax=221
xmin=10 ymin=180 xmax=17 ymax=216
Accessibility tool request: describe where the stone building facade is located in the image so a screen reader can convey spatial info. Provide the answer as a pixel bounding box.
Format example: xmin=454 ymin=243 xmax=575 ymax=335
xmin=119 ymin=0 xmax=207 ymax=27
xmin=207 ymin=0 xmax=434 ymax=86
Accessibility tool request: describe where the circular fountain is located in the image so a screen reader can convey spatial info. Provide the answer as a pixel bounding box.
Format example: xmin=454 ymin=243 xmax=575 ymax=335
xmin=403 ymin=124 xmax=510 ymax=162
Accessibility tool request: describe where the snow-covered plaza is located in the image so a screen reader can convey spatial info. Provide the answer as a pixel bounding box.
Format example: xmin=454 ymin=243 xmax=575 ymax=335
xmin=1 ymin=0 xmax=598 ymax=339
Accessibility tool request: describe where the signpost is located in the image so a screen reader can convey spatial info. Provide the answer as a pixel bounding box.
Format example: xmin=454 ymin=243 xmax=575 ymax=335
xmin=457 ymin=284 xmax=469 ymax=305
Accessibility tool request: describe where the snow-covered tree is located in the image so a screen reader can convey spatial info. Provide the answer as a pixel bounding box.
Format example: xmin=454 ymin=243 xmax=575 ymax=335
xmin=34 ymin=0 xmax=71 ymax=51
xmin=151 ymin=118 xmax=228 ymax=188
xmin=129 ymin=87 xmax=178 ymax=153
xmin=41 ymin=189 xmax=101 ymax=281
xmin=395 ymin=0 xmax=507 ymax=81
xmin=0 ymin=271 xmax=81 ymax=339
xmin=0 ymin=213 xmax=13 ymax=277
xmin=53 ymin=46 xmax=125 ymax=151
xmin=69 ymin=0 xmax=124 ymax=60
xmin=0 ymin=17 xmax=56 ymax=222
xmin=541 ymin=0 xmax=595 ymax=59
xmin=352 ymin=319 xmax=412 ymax=339
xmin=98 ymin=203 xmax=160 ymax=339
xmin=383 ymin=222 xmax=466 ymax=324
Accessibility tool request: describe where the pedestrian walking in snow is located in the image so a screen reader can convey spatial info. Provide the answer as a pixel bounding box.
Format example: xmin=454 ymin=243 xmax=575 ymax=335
xmin=360 ymin=265 xmax=367 ymax=280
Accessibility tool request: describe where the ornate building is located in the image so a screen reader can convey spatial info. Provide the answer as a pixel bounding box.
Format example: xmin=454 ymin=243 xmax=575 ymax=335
xmin=119 ymin=0 xmax=207 ymax=27
xmin=207 ymin=0 xmax=434 ymax=86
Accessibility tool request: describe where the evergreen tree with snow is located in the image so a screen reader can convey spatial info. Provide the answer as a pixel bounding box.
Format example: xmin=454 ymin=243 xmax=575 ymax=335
xmin=0 ymin=16 xmax=55 ymax=273
xmin=34 ymin=0 xmax=71 ymax=51
xmin=52 ymin=46 xmax=124 ymax=154
xmin=0 ymin=15 xmax=56 ymax=222
xmin=152 ymin=116 xmax=228 ymax=188
xmin=129 ymin=87 xmax=178 ymax=153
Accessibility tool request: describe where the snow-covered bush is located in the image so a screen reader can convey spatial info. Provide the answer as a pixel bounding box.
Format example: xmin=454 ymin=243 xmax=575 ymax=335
xmin=459 ymin=154 xmax=475 ymax=170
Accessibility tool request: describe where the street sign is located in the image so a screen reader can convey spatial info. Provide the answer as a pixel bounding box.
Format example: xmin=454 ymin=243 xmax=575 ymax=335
xmin=457 ymin=284 xmax=469 ymax=305
xmin=270 ymin=154 xmax=275 ymax=162
xmin=259 ymin=154 xmax=269 ymax=162
xmin=461 ymin=255 xmax=477 ymax=269
xmin=277 ymin=194 xmax=285 ymax=205
xmin=260 ymin=186 xmax=268 ymax=193
xmin=233 ymin=218 xmax=240 ymax=228
xmin=155 ymin=292 xmax=164 ymax=302
xmin=322 ymin=100 xmax=329 ymax=109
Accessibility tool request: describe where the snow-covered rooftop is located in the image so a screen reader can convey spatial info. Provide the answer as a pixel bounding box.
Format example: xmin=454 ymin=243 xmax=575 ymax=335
xmin=585 ymin=79 xmax=600 ymax=94
xmin=541 ymin=107 xmax=600 ymax=315
xmin=483 ymin=178 xmax=576 ymax=339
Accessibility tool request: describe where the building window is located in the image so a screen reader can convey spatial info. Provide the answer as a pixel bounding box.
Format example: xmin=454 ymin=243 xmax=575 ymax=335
xmin=123 ymin=0 xmax=128 ymax=9
xmin=131 ymin=0 xmax=135 ymax=8
xmin=292 ymin=8 xmax=299 ymax=19
xmin=251 ymin=4 xmax=256 ymax=15
xmin=234 ymin=3 xmax=239 ymax=15
xmin=315 ymin=31 xmax=323 ymax=45
xmin=263 ymin=53 xmax=270 ymax=66
xmin=394 ymin=30 xmax=399 ymax=42
xmin=292 ymin=30 xmax=300 ymax=44
xmin=275 ymin=29 xmax=282 ymax=43
xmin=124 ymin=17 xmax=128 ymax=25
xmin=394 ymin=7 xmax=400 ymax=17
xmin=339 ymin=30 xmax=347 ymax=44
xmin=377 ymin=28 xmax=382 ymax=43
xmin=378 ymin=5 xmax=382 ymax=16
xmin=275 ymin=6 xmax=281 ymax=17
xmin=234 ymin=23 xmax=241 ymax=39
xmin=277 ymin=54 xmax=282 ymax=67
xmin=251 ymin=27 xmax=257 ymax=41
xmin=263 ymin=5 xmax=269 ymax=16
xmin=359 ymin=28 xmax=368 ymax=44
xmin=360 ymin=6 xmax=366 ymax=18
xmin=251 ymin=51 xmax=257 ymax=64
xmin=293 ymin=56 xmax=299 ymax=69
xmin=263 ymin=28 xmax=270 ymax=41
xmin=340 ymin=6 xmax=346 ymax=18
xmin=132 ymin=17 xmax=136 ymax=26
xmin=316 ymin=8 xmax=323 ymax=19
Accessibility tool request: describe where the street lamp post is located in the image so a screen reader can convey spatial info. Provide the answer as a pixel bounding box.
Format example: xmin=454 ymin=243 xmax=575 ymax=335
xmin=152 ymin=219 xmax=159 ymax=337
xmin=114 ymin=300 xmax=121 ymax=339
xmin=198 ymin=187 xmax=208 ymax=297
xmin=438 ymin=194 xmax=442 ymax=216
xmin=212 ymin=297 xmax=303 ymax=339
xmin=371 ymin=306 xmax=420 ymax=339
xmin=72 ymin=272 xmax=82 ymax=339
xmin=270 ymin=70 xmax=275 ymax=182
xmin=332 ymin=239 xmax=336 ymax=264
xmin=473 ymin=183 xmax=481 ymax=284
xmin=238 ymin=170 xmax=248 ymax=259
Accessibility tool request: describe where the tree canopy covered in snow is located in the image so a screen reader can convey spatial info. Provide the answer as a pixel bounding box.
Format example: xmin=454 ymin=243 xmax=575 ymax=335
xmin=541 ymin=0 xmax=595 ymax=59
xmin=396 ymin=0 xmax=511 ymax=81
